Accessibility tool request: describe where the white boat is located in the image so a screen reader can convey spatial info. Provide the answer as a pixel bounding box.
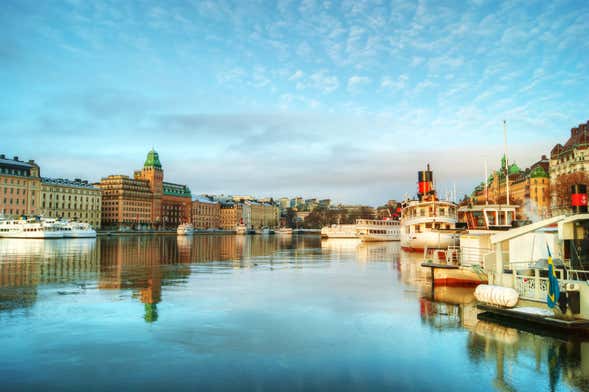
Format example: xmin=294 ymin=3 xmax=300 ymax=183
xmin=400 ymin=165 xmax=461 ymax=252
xmin=63 ymin=221 xmax=97 ymax=238
xmin=235 ymin=224 xmax=247 ymax=235
xmin=275 ymin=227 xmax=293 ymax=235
xmin=258 ymin=227 xmax=274 ymax=235
xmin=356 ymin=219 xmax=400 ymax=242
xmin=177 ymin=223 xmax=194 ymax=235
xmin=320 ymin=224 xmax=358 ymax=239
xmin=0 ymin=217 xmax=64 ymax=239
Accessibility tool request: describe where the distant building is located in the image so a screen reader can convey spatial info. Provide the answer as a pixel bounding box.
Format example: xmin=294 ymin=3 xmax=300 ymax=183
xmin=278 ymin=197 xmax=290 ymax=211
xmin=220 ymin=203 xmax=243 ymax=230
xmin=550 ymin=120 xmax=589 ymax=215
xmin=40 ymin=178 xmax=102 ymax=228
xmin=97 ymin=149 xmax=191 ymax=229
xmin=192 ymin=196 xmax=220 ymax=229
xmin=242 ymin=201 xmax=279 ymax=229
xmin=0 ymin=154 xmax=41 ymax=217
xmin=318 ymin=199 xmax=331 ymax=208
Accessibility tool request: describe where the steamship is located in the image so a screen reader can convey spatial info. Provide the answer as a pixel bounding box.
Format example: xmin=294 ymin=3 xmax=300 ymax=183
xmin=400 ymin=165 xmax=461 ymax=252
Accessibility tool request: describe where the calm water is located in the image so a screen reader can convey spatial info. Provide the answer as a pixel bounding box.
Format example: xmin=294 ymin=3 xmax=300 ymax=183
xmin=0 ymin=235 xmax=587 ymax=391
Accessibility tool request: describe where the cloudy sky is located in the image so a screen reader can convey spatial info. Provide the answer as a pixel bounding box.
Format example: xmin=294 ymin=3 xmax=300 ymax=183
xmin=2 ymin=0 xmax=588 ymax=204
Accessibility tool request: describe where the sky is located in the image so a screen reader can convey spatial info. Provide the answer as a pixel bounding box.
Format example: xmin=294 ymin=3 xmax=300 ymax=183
xmin=1 ymin=0 xmax=588 ymax=205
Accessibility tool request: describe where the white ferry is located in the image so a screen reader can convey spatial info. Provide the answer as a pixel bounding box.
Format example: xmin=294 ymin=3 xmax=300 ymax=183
xmin=177 ymin=223 xmax=194 ymax=235
xmin=64 ymin=221 xmax=97 ymax=238
xmin=320 ymin=224 xmax=358 ymax=239
xmin=400 ymin=165 xmax=461 ymax=252
xmin=0 ymin=217 xmax=64 ymax=239
xmin=356 ymin=219 xmax=400 ymax=242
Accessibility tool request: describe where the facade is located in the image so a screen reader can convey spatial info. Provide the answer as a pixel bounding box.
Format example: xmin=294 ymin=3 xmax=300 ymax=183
xmin=0 ymin=155 xmax=41 ymax=217
xmin=192 ymin=197 xmax=221 ymax=230
xmin=242 ymin=201 xmax=279 ymax=229
xmin=550 ymin=121 xmax=589 ymax=215
xmin=39 ymin=178 xmax=102 ymax=228
xmin=161 ymin=182 xmax=192 ymax=228
xmin=97 ymin=149 xmax=191 ymax=229
xmin=470 ymin=155 xmax=551 ymax=219
xmin=220 ymin=203 xmax=243 ymax=230
xmin=96 ymin=175 xmax=153 ymax=227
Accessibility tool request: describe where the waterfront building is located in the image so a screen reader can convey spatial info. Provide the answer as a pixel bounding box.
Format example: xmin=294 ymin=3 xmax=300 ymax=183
xmin=39 ymin=178 xmax=102 ymax=228
xmin=220 ymin=203 xmax=243 ymax=230
xmin=549 ymin=120 xmax=589 ymax=215
xmin=97 ymin=149 xmax=192 ymax=229
xmin=318 ymin=199 xmax=331 ymax=208
xmin=242 ymin=201 xmax=279 ymax=229
xmin=278 ymin=197 xmax=290 ymax=210
xmin=161 ymin=182 xmax=192 ymax=228
xmin=470 ymin=155 xmax=550 ymax=219
xmin=0 ymin=155 xmax=41 ymax=217
xmin=97 ymin=175 xmax=153 ymax=227
xmin=192 ymin=196 xmax=220 ymax=230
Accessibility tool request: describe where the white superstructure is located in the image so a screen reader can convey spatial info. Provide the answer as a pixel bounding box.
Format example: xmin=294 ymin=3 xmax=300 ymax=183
xmin=0 ymin=217 xmax=64 ymax=239
xmin=320 ymin=224 xmax=358 ymax=239
xmin=356 ymin=219 xmax=400 ymax=242
xmin=177 ymin=223 xmax=194 ymax=235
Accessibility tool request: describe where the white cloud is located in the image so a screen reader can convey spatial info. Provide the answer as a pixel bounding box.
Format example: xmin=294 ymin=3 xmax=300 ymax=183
xmin=347 ymin=75 xmax=371 ymax=93
xmin=289 ymin=70 xmax=304 ymax=81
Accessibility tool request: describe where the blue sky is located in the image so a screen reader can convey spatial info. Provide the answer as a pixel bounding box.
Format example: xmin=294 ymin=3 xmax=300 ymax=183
xmin=2 ymin=0 xmax=588 ymax=204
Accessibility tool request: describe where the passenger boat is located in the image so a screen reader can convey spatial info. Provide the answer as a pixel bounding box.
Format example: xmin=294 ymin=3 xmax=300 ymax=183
xmin=356 ymin=219 xmax=400 ymax=242
xmin=0 ymin=216 xmax=64 ymax=239
xmin=235 ymin=224 xmax=247 ymax=235
xmin=400 ymin=165 xmax=461 ymax=251
xmin=177 ymin=223 xmax=194 ymax=235
xmin=320 ymin=224 xmax=358 ymax=239
xmin=275 ymin=227 xmax=293 ymax=235
xmin=61 ymin=220 xmax=97 ymax=238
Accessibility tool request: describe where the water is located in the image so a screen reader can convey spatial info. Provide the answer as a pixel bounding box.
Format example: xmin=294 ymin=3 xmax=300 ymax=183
xmin=0 ymin=235 xmax=587 ymax=391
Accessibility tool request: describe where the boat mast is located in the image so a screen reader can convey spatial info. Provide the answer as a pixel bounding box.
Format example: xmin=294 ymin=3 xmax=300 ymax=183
xmin=503 ymin=120 xmax=510 ymax=206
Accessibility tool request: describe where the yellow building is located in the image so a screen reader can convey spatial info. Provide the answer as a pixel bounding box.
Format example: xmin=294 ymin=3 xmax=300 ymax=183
xmin=220 ymin=203 xmax=243 ymax=230
xmin=192 ymin=197 xmax=220 ymax=229
xmin=39 ymin=178 xmax=102 ymax=228
xmin=471 ymin=155 xmax=551 ymax=219
xmin=242 ymin=201 xmax=279 ymax=229
xmin=97 ymin=175 xmax=153 ymax=228
xmin=0 ymin=154 xmax=41 ymax=217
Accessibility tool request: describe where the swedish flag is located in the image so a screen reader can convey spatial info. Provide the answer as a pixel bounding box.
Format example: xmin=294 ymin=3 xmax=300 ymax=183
xmin=546 ymin=243 xmax=560 ymax=309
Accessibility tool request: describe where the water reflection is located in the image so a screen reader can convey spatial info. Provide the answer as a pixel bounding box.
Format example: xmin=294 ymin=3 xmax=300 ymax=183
xmin=1 ymin=235 xmax=589 ymax=391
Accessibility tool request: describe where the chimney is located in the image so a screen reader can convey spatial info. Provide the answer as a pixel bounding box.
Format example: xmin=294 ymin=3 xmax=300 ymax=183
xmin=28 ymin=159 xmax=35 ymax=164
xmin=0 ymin=154 xmax=5 ymax=159
xmin=13 ymin=156 xmax=18 ymax=161
xmin=541 ymin=154 xmax=547 ymax=160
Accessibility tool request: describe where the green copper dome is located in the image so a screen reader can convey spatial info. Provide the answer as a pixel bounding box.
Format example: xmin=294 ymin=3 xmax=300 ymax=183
xmin=530 ymin=165 xmax=549 ymax=178
xmin=144 ymin=149 xmax=162 ymax=169
xmin=508 ymin=163 xmax=521 ymax=175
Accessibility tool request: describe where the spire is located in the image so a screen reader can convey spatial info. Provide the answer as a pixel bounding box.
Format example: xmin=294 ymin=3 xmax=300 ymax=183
xmin=144 ymin=149 xmax=162 ymax=169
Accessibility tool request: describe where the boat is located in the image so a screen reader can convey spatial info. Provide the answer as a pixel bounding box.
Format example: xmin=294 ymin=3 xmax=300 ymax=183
xmin=400 ymin=164 xmax=461 ymax=251
xmin=356 ymin=219 xmax=400 ymax=242
xmin=235 ymin=224 xmax=247 ymax=235
xmin=320 ymin=224 xmax=358 ymax=239
xmin=177 ymin=223 xmax=194 ymax=235
xmin=0 ymin=216 xmax=64 ymax=239
xmin=421 ymin=247 xmax=488 ymax=287
xmin=63 ymin=221 xmax=97 ymax=238
xmin=259 ymin=227 xmax=274 ymax=235
xmin=275 ymin=227 xmax=293 ymax=235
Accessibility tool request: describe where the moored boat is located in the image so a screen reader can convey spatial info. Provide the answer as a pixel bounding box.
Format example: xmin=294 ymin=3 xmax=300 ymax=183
xmin=320 ymin=224 xmax=357 ymax=239
xmin=177 ymin=223 xmax=194 ymax=235
xmin=0 ymin=216 xmax=64 ymax=239
xmin=275 ymin=227 xmax=293 ymax=235
xmin=356 ymin=219 xmax=400 ymax=242
xmin=400 ymin=165 xmax=461 ymax=251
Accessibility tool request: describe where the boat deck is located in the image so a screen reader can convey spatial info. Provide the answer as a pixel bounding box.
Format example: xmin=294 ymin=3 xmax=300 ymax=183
xmin=477 ymin=303 xmax=589 ymax=335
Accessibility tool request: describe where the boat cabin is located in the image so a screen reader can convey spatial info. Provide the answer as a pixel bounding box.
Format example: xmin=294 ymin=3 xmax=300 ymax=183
xmin=458 ymin=204 xmax=517 ymax=231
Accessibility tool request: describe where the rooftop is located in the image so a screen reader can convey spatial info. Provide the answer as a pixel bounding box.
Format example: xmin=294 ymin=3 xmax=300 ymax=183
xmin=42 ymin=177 xmax=99 ymax=190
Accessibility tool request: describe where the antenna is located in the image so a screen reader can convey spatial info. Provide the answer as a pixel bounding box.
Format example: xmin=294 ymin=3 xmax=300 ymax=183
xmin=504 ymin=120 xmax=510 ymax=206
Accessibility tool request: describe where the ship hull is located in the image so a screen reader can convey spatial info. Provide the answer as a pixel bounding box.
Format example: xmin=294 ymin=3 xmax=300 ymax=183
xmin=431 ymin=266 xmax=487 ymax=287
xmin=401 ymin=231 xmax=460 ymax=252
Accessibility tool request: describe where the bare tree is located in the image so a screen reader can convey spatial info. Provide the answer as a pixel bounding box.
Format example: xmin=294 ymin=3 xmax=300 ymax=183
xmin=553 ymin=172 xmax=589 ymax=212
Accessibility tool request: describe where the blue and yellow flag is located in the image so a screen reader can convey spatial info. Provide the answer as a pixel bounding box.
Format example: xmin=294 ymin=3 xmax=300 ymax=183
xmin=546 ymin=243 xmax=560 ymax=308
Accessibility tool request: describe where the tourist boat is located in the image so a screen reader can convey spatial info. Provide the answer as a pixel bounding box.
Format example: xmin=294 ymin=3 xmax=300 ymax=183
xmin=235 ymin=224 xmax=247 ymax=235
xmin=61 ymin=220 xmax=97 ymax=238
xmin=356 ymin=219 xmax=400 ymax=242
xmin=400 ymin=165 xmax=461 ymax=251
xmin=320 ymin=224 xmax=358 ymax=239
xmin=275 ymin=227 xmax=293 ymax=235
xmin=0 ymin=216 xmax=64 ymax=239
xmin=177 ymin=223 xmax=194 ymax=235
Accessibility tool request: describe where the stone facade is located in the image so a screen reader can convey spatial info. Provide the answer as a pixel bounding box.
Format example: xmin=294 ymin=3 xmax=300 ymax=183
xmin=192 ymin=197 xmax=221 ymax=229
xmin=242 ymin=201 xmax=279 ymax=229
xmin=0 ymin=155 xmax=41 ymax=217
xmin=220 ymin=203 xmax=243 ymax=230
xmin=550 ymin=121 xmax=589 ymax=215
xmin=39 ymin=178 xmax=102 ymax=228
xmin=162 ymin=182 xmax=192 ymax=228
